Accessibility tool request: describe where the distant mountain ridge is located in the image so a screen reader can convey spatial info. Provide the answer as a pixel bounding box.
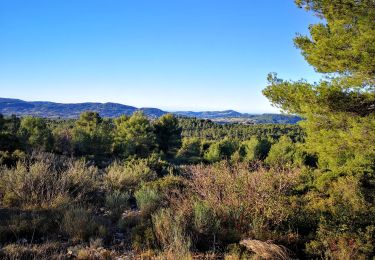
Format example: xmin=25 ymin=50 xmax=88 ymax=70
xmin=0 ymin=98 xmax=165 ymax=119
xmin=0 ymin=98 xmax=301 ymax=124
xmin=174 ymin=110 xmax=243 ymax=119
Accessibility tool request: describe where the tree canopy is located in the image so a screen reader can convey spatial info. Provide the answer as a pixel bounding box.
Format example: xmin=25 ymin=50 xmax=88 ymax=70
xmin=113 ymin=111 xmax=157 ymax=158
xmin=263 ymin=1 xmax=375 ymax=257
xmin=263 ymin=0 xmax=375 ymax=176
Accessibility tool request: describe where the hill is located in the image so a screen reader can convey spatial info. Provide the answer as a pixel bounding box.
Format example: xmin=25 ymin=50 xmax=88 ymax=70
xmin=0 ymin=98 xmax=301 ymax=124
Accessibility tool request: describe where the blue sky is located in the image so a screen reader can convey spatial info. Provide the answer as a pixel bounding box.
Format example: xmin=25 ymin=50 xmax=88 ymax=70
xmin=0 ymin=0 xmax=321 ymax=113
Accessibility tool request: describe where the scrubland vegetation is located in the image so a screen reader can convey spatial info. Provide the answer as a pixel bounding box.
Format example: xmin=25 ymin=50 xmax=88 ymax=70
xmin=0 ymin=0 xmax=374 ymax=259
xmin=0 ymin=109 xmax=373 ymax=259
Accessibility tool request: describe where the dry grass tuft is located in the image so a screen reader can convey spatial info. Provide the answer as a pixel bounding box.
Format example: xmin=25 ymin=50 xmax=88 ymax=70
xmin=0 ymin=242 xmax=65 ymax=260
xmin=240 ymin=239 xmax=290 ymax=260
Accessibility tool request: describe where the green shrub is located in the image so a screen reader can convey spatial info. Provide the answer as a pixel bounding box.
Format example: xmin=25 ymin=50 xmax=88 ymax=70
xmin=225 ymin=243 xmax=252 ymax=259
xmin=135 ymin=175 xmax=186 ymax=214
xmin=52 ymin=126 xmax=74 ymax=156
xmin=239 ymin=137 xmax=271 ymax=162
xmin=143 ymin=153 xmax=173 ymax=177
xmin=176 ymin=138 xmax=202 ymax=164
xmin=192 ymin=200 xmax=221 ymax=251
xmin=305 ymin=175 xmax=375 ymax=258
xmin=204 ymin=139 xmax=238 ymax=162
xmin=105 ymin=159 xmax=157 ymax=192
xmin=306 ymin=225 xmax=375 ymax=259
xmin=64 ymin=159 xmax=99 ymax=201
xmin=193 ymin=200 xmax=219 ymax=235
xmin=131 ymin=220 xmax=157 ymax=252
xmin=0 ymin=150 xmax=26 ymax=166
xmin=152 ymin=208 xmax=191 ymax=258
xmin=105 ymin=190 xmax=130 ymax=219
xmin=134 ymin=186 xmax=161 ymax=214
xmin=265 ymin=136 xmax=297 ymax=168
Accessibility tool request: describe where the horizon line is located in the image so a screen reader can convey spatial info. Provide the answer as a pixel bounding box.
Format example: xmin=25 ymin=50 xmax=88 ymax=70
xmin=0 ymin=97 xmax=281 ymax=114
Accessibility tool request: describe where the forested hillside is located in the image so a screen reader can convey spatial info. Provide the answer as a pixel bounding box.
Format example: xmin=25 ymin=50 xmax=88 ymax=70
xmin=0 ymin=98 xmax=301 ymax=124
xmin=0 ymin=0 xmax=374 ymax=259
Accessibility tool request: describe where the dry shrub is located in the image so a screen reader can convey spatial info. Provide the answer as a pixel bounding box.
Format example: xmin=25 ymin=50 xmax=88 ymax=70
xmin=75 ymin=247 xmax=115 ymax=260
xmin=61 ymin=206 xmax=107 ymax=242
xmin=64 ymin=159 xmax=99 ymax=201
xmin=152 ymin=208 xmax=192 ymax=259
xmin=0 ymin=161 xmax=69 ymax=208
xmin=187 ymin=162 xmax=300 ymax=240
xmin=155 ymin=250 xmax=193 ymax=260
xmin=0 ymin=242 xmax=65 ymax=260
xmin=0 ymin=208 xmax=60 ymax=243
xmin=224 ymin=243 xmax=252 ymax=260
xmin=67 ymin=240 xmax=121 ymax=260
xmin=118 ymin=209 xmax=142 ymax=230
xmin=0 ymin=154 xmax=99 ymax=209
xmin=306 ymin=225 xmax=375 ymax=260
xmin=240 ymin=239 xmax=290 ymax=260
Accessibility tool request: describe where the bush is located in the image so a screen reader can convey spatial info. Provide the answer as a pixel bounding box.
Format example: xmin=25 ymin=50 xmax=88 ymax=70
xmin=305 ymin=175 xmax=375 ymax=258
xmin=52 ymin=126 xmax=74 ymax=156
xmin=0 ymin=155 xmax=99 ymax=209
xmin=61 ymin=206 xmax=107 ymax=242
xmin=265 ymin=136 xmax=297 ymax=168
xmin=130 ymin=220 xmax=157 ymax=252
xmin=0 ymin=149 xmax=26 ymax=166
xmin=176 ymin=138 xmax=202 ymax=164
xmin=192 ymin=200 xmax=220 ymax=251
xmin=187 ymin=162 xmax=300 ymax=245
xmin=104 ymin=159 xmax=157 ymax=192
xmin=105 ymin=190 xmax=130 ymax=219
xmin=239 ymin=137 xmax=271 ymax=162
xmin=152 ymin=208 xmax=192 ymax=258
xmin=204 ymin=139 xmax=238 ymax=163
xmin=135 ymin=175 xmax=186 ymax=214
xmin=306 ymin=225 xmax=375 ymax=259
xmin=193 ymin=201 xmax=219 ymax=235
xmin=0 ymin=242 xmax=64 ymax=260
xmin=0 ymin=160 xmax=69 ymax=208
xmin=0 ymin=208 xmax=60 ymax=243
xmin=134 ymin=186 xmax=161 ymax=214
xmin=64 ymin=159 xmax=100 ymax=201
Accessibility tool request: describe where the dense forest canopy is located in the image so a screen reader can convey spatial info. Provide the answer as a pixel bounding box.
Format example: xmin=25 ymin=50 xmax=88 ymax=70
xmin=0 ymin=112 xmax=304 ymax=166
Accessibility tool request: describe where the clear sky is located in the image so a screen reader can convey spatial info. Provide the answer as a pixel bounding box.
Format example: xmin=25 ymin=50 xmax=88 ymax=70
xmin=0 ymin=0 xmax=321 ymax=113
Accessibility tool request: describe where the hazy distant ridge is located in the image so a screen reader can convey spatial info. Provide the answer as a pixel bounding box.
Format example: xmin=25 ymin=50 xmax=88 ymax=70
xmin=0 ymin=98 xmax=301 ymax=124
